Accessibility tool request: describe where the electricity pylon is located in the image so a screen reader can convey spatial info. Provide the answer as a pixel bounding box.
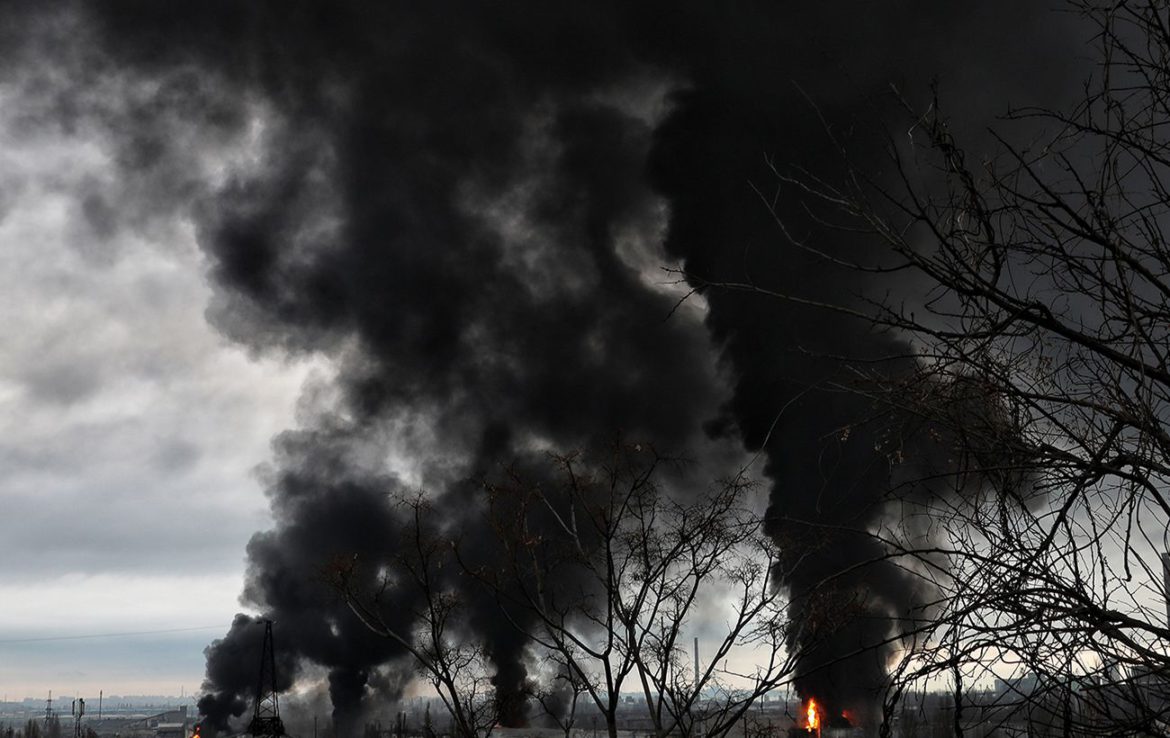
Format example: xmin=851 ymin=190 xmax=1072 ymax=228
xmin=248 ymin=620 xmax=285 ymax=738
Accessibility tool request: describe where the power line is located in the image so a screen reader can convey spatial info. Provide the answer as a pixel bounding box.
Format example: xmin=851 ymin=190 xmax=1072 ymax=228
xmin=0 ymin=625 xmax=226 ymax=645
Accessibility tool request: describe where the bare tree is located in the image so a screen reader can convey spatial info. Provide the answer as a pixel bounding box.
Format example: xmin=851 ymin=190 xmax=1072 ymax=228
xmin=332 ymin=496 xmax=501 ymax=738
xmin=332 ymin=444 xmax=864 ymax=738
xmin=737 ymin=1 xmax=1170 ymax=734
xmin=468 ymin=444 xmax=802 ymax=738
xmin=531 ymin=655 xmax=589 ymax=738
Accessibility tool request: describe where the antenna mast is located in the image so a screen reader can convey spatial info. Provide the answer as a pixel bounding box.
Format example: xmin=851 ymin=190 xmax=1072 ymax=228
xmin=248 ymin=620 xmax=285 ymax=738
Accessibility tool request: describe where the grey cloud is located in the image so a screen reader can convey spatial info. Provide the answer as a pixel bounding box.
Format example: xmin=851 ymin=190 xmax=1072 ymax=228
xmin=151 ymin=439 xmax=202 ymax=474
xmin=0 ymin=53 xmax=311 ymax=587
xmin=17 ymin=362 xmax=105 ymax=406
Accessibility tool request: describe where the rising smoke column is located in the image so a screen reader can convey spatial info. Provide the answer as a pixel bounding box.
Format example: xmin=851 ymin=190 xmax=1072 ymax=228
xmin=77 ymin=3 xmax=737 ymax=731
xmin=63 ymin=0 xmax=1081 ymax=730
xmin=639 ymin=5 xmax=1080 ymax=719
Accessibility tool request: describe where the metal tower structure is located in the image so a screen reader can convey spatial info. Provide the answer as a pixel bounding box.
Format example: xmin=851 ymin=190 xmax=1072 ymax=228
xmin=248 ymin=620 xmax=285 ymax=738
xmin=71 ymin=698 xmax=85 ymax=738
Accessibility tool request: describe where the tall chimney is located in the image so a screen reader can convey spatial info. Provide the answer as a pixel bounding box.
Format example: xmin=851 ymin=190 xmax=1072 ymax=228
xmin=694 ymin=637 xmax=700 ymax=683
xmin=1162 ymin=553 xmax=1170 ymax=629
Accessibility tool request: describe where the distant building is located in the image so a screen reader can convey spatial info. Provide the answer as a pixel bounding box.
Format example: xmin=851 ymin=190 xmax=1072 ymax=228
xmin=93 ymin=706 xmax=190 ymax=738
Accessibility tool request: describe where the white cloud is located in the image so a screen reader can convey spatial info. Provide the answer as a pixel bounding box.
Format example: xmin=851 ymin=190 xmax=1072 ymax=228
xmin=0 ymin=38 xmax=316 ymax=696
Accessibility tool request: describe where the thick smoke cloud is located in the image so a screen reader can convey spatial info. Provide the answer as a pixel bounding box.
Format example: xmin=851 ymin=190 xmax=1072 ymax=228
xmin=50 ymin=0 xmax=1083 ymax=731
xmin=197 ymin=614 xmax=300 ymax=732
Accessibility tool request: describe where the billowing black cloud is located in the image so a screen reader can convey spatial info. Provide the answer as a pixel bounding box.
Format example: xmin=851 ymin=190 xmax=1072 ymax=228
xmin=18 ymin=0 xmax=1086 ymax=730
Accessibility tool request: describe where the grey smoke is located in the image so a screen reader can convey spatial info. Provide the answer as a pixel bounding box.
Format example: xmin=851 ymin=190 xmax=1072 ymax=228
xmin=3 ymin=0 xmax=1089 ymax=731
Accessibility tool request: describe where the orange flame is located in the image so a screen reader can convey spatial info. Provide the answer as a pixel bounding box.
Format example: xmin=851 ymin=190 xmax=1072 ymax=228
xmin=805 ymin=698 xmax=821 ymax=732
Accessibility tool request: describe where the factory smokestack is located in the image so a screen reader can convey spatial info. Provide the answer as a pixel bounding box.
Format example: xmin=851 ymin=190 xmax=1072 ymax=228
xmin=693 ymin=637 xmax=700 ymax=684
xmin=1162 ymin=553 xmax=1170 ymax=630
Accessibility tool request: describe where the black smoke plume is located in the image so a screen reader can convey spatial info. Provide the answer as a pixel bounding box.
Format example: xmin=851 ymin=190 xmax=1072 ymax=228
xmin=197 ymin=614 xmax=300 ymax=734
xmin=44 ymin=0 xmax=1083 ymax=731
